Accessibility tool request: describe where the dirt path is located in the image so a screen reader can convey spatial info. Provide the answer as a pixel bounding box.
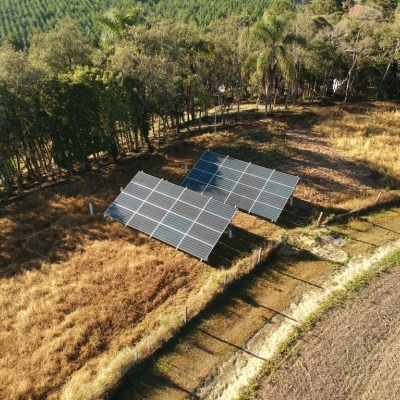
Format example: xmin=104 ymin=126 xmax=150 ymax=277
xmin=196 ymin=238 xmax=400 ymax=400
xmin=257 ymin=257 xmax=400 ymax=400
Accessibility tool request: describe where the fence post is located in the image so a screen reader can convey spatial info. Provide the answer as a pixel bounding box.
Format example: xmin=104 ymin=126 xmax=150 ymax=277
xmin=184 ymin=305 xmax=188 ymax=323
xmin=120 ymin=187 xmax=123 ymax=193
xmin=214 ymin=107 xmax=217 ymax=133
xmin=374 ymin=191 xmax=382 ymax=204
xmin=258 ymin=247 xmax=262 ymax=263
xmin=89 ymin=203 xmax=94 ymax=215
xmin=316 ymin=212 xmax=323 ymax=227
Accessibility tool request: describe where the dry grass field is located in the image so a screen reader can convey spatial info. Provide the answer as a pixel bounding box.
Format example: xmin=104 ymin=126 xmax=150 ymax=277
xmin=0 ymin=101 xmax=399 ymax=399
xmin=256 ymin=253 xmax=400 ymax=400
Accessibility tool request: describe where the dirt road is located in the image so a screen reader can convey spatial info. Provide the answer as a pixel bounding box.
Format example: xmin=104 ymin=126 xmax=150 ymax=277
xmin=257 ymin=256 xmax=400 ymax=400
xmin=196 ymin=238 xmax=400 ymax=400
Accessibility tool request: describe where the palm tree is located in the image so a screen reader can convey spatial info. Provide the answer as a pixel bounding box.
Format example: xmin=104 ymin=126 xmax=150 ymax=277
xmin=247 ymin=12 xmax=293 ymax=115
xmin=95 ymin=8 xmax=144 ymax=48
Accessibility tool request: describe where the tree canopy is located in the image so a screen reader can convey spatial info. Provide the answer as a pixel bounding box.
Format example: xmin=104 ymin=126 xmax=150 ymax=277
xmin=0 ymin=1 xmax=399 ymax=194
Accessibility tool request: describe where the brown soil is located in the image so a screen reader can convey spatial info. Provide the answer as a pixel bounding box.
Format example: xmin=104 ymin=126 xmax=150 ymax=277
xmin=258 ymin=267 xmax=400 ymax=400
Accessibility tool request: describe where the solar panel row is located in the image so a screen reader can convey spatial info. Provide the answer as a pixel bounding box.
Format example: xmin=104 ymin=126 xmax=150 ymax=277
xmin=104 ymin=151 xmax=299 ymax=260
xmin=104 ymin=172 xmax=236 ymax=260
xmin=181 ymin=150 xmax=299 ymax=222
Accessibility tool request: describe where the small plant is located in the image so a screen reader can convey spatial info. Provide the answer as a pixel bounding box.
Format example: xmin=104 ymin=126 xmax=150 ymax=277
xmin=280 ymin=231 xmax=289 ymax=242
xmin=236 ymin=378 xmax=260 ymax=400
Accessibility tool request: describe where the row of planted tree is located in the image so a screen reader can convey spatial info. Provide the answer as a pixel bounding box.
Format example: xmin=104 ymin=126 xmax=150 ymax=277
xmin=0 ymin=0 xmax=399 ymax=194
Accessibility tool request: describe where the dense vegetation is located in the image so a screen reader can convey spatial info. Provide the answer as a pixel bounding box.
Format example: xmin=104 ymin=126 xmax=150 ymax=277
xmin=2 ymin=0 xmax=398 ymax=47
xmin=0 ymin=0 xmax=266 ymax=47
xmin=0 ymin=0 xmax=399 ymax=196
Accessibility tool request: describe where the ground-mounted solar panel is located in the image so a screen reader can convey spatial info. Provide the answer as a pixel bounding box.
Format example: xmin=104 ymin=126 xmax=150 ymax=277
xmin=104 ymin=171 xmax=236 ymax=261
xmin=181 ymin=150 xmax=299 ymax=222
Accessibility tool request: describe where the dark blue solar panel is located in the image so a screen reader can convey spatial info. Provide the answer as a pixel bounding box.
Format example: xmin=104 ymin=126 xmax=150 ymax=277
xmin=124 ymin=182 xmax=152 ymax=200
xmin=198 ymin=171 xmax=214 ymax=184
xmin=202 ymin=186 xmax=229 ymax=203
xmin=162 ymin=213 xmax=192 ymax=233
xmin=147 ymin=191 xmax=176 ymax=210
xmin=127 ymin=213 xmax=159 ymax=235
xmin=105 ymin=171 xmax=236 ymax=260
xmin=201 ymin=150 xmax=216 ymax=162
xmin=179 ymin=235 xmax=213 ymax=261
xmin=195 ymin=159 xmax=210 ymax=171
xmin=104 ymin=203 xmax=133 ymax=225
xmin=189 ymin=180 xmax=207 ymax=192
xmin=213 ymin=153 xmax=228 ymax=165
xmin=251 ymin=202 xmax=281 ymax=222
xmin=205 ymin=162 xmax=220 ymax=174
xmin=186 ymin=168 xmax=203 ymax=180
xmin=152 ymin=224 xmax=185 ymax=247
xmin=114 ymin=192 xmax=143 ymax=212
xmin=180 ymin=189 xmax=209 ymax=209
xmin=181 ymin=177 xmax=196 ymax=190
xmin=182 ymin=150 xmax=299 ymax=222
xmin=210 ymin=176 xmax=236 ymax=191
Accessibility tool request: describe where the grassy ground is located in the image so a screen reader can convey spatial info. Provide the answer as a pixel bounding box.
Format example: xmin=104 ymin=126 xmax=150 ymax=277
xmin=111 ymin=205 xmax=400 ymax=399
xmin=249 ymin=246 xmax=400 ymax=400
xmin=0 ymin=101 xmax=399 ymax=399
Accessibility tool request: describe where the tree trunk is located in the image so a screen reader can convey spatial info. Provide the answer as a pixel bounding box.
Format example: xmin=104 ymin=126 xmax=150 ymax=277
xmin=344 ymin=29 xmax=361 ymax=103
xmin=374 ymin=40 xmax=400 ymax=101
xmin=285 ymin=86 xmax=291 ymax=109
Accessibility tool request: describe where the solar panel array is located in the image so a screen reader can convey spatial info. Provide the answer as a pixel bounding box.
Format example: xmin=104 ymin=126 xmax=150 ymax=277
xmin=104 ymin=172 xmax=236 ymax=260
xmin=181 ymin=150 xmax=299 ymax=222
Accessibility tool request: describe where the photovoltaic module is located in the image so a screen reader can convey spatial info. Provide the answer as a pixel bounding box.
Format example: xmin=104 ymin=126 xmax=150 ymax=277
xmin=104 ymin=171 xmax=237 ymax=260
xmin=181 ymin=150 xmax=299 ymax=222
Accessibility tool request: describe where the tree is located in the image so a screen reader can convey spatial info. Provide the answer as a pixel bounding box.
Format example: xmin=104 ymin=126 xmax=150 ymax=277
xmin=40 ymin=68 xmax=116 ymax=173
xmin=29 ymin=17 xmax=92 ymax=73
xmin=374 ymin=5 xmax=400 ymax=99
xmin=0 ymin=43 xmax=50 ymax=187
xmin=311 ymin=0 xmax=344 ymax=16
xmin=245 ymin=8 xmax=295 ymax=115
xmin=95 ymin=7 xmax=144 ymax=49
xmin=332 ymin=9 xmax=382 ymax=101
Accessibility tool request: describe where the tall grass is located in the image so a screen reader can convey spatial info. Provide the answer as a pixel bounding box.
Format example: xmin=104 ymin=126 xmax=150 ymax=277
xmin=313 ymin=104 xmax=400 ymax=189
